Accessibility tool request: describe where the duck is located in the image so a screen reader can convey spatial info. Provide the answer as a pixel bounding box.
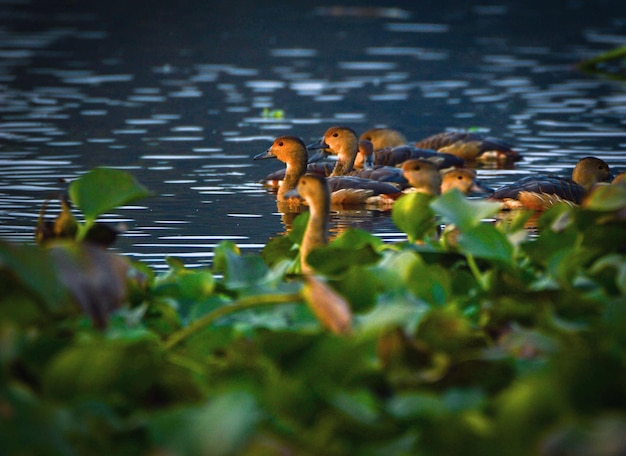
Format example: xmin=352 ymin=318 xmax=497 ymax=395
xmin=400 ymin=159 xmax=492 ymax=196
xmin=284 ymin=174 xmax=330 ymax=274
xmin=353 ymin=143 xmax=465 ymax=170
xmin=488 ymin=156 xmax=613 ymax=210
xmin=415 ymin=130 xmax=521 ymax=164
xmin=258 ymin=161 xmax=334 ymax=188
xmin=255 ymin=135 xmax=401 ymax=205
xmin=359 ymin=127 xmax=407 ymax=151
xmin=308 ymin=126 xmax=413 ymax=187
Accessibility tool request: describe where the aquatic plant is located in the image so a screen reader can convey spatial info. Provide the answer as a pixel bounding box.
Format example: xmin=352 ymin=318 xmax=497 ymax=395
xmin=1 ymin=168 xmax=625 ymax=455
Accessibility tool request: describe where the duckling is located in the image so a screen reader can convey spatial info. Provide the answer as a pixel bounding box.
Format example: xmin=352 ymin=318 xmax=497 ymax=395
xmin=256 ymin=135 xmax=400 ymax=205
xmin=489 ymin=156 xmax=613 ymax=210
xmin=359 ymin=127 xmax=407 ymax=151
xmin=286 ymin=174 xmax=330 ymax=274
xmin=309 ymin=126 xmax=411 ymax=187
xmin=416 ymin=130 xmax=521 ymax=164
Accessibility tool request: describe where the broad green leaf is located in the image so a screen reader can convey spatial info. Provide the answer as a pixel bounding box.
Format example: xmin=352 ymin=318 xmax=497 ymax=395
xmin=0 ymin=241 xmax=73 ymax=316
xmin=213 ymin=241 xmax=268 ymax=290
xmin=581 ymin=184 xmax=626 ymax=211
xmin=391 ymin=192 xmax=437 ymax=242
xmin=148 ymin=391 xmax=261 ymax=456
xmin=44 ymin=338 xmax=161 ymax=406
xmin=457 ymin=223 xmax=514 ymax=265
xmin=69 ymin=168 xmax=152 ymax=222
xmin=430 ymin=190 xmax=501 ymax=231
xmin=405 ymin=257 xmax=451 ymax=305
xmin=306 ymin=242 xmax=380 ymax=277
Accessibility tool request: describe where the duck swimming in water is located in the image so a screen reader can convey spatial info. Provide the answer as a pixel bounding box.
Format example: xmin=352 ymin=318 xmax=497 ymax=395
xmin=284 ymin=174 xmax=330 ymax=274
xmin=416 ymin=130 xmax=521 ymax=164
xmin=309 ymin=126 xmax=417 ymax=187
xmin=353 ymin=143 xmax=465 ymax=170
xmin=488 ymin=156 xmax=613 ymax=210
xmin=255 ymin=135 xmax=401 ymax=205
xmin=359 ymin=127 xmax=407 ymax=151
xmin=400 ymin=159 xmax=493 ymax=196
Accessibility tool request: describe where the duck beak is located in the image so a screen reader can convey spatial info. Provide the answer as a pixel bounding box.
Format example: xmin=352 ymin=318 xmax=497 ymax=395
xmin=253 ymin=148 xmax=275 ymax=160
xmin=470 ymin=180 xmax=495 ymax=194
xmin=307 ymin=149 xmax=329 ymax=163
xmin=307 ymin=138 xmax=329 ymax=151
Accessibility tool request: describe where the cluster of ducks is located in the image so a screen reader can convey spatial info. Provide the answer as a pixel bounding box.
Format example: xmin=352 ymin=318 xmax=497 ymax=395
xmin=255 ymin=126 xmax=616 ymax=208
xmin=253 ymin=126 xmax=621 ymax=272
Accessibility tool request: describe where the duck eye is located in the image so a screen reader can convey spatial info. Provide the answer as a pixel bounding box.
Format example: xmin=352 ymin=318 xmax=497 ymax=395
xmin=457 ymin=175 xmax=463 ymax=180
xmin=278 ymin=141 xmax=283 ymax=146
xmin=333 ymin=133 xmax=338 ymax=137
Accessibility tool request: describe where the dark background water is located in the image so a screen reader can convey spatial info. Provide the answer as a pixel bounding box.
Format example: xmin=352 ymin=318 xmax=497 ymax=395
xmin=1 ymin=0 xmax=625 ymax=269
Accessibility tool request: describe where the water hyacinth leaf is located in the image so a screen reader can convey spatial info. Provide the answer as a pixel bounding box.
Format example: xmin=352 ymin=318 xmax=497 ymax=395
xmin=431 ymin=190 xmax=501 ymax=231
xmin=69 ymin=168 xmax=152 ymax=222
xmin=330 ymin=266 xmax=380 ymax=311
xmin=391 ymin=192 xmax=437 ymax=242
xmin=457 ymin=223 xmax=514 ymax=265
xmin=43 ymin=338 xmax=161 ymax=406
xmin=213 ymin=241 xmax=268 ymax=290
xmin=261 ymin=235 xmax=298 ymax=267
xmin=148 ymin=391 xmax=261 ymax=456
xmin=405 ymin=258 xmax=451 ymax=305
xmin=330 ymin=228 xmax=384 ymax=250
xmin=0 ymin=241 xmax=72 ymax=315
xmin=583 ymin=183 xmax=626 ymax=211
xmin=306 ymin=242 xmax=380 ymax=277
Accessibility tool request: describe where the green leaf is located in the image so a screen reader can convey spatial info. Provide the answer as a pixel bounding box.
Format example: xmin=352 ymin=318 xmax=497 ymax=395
xmin=0 ymin=241 xmax=73 ymax=316
xmin=148 ymin=391 xmax=261 ymax=456
xmin=69 ymin=168 xmax=152 ymax=222
xmin=581 ymin=184 xmax=626 ymax=211
xmin=43 ymin=338 xmax=161 ymax=407
xmin=391 ymin=192 xmax=437 ymax=242
xmin=213 ymin=241 xmax=269 ymax=291
xmin=430 ymin=190 xmax=501 ymax=231
xmin=457 ymin=223 xmax=514 ymax=265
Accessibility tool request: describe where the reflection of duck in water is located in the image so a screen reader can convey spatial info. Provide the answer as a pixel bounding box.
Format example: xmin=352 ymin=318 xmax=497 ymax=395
xmin=255 ymin=135 xmax=401 ymax=206
xmin=488 ymin=156 xmax=613 ymax=210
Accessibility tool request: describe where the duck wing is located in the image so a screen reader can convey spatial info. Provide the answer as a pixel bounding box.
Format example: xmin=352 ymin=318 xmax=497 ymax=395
xmin=374 ymin=146 xmax=464 ymax=169
xmin=490 ymin=174 xmax=585 ymax=204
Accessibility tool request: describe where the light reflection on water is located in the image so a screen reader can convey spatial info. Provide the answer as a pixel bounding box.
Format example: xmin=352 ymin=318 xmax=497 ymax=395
xmin=0 ymin=0 xmax=625 ymax=269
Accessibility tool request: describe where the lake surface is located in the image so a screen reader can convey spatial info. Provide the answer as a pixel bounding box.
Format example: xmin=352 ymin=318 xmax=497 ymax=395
xmin=1 ymin=0 xmax=625 ymax=269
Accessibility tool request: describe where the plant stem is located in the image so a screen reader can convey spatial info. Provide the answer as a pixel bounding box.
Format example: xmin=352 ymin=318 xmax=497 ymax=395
xmin=466 ymin=254 xmax=487 ymax=291
xmin=163 ymin=292 xmax=303 ymax=350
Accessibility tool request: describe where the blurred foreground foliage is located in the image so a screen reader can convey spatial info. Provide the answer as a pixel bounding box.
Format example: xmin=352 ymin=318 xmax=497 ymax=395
xmin=1 ymin=169 xmax=626 ymax=455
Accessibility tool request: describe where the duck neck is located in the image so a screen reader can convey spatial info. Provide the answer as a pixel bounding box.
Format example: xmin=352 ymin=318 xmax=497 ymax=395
xmin=278 ymin=156 xmax=307 ymax=201
xmin=330 ymin=142 xmax=357 ymax=176
xmin=301 ymin=198 xmax=329 ymax=273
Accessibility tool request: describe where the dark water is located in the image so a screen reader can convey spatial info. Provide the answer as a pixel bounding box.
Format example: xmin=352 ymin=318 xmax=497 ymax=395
xmin=1 ymin=0 xmax=625 ymax=269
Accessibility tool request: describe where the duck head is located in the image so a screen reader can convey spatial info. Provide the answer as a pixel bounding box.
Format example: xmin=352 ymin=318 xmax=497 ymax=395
xmin=401 ymin=158 xmax=442 ymax=195
xmin=572 ymin=156 xmax=613 ymax=190
xmin=359 ymin=127 xmax=407 ymax=151
xmin=441 ymin=168 xmax=494 ymax=194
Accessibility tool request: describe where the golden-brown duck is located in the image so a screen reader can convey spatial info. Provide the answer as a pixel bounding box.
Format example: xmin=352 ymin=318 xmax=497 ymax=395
xmin=488 ymin=156 xmax=613 ymax=210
